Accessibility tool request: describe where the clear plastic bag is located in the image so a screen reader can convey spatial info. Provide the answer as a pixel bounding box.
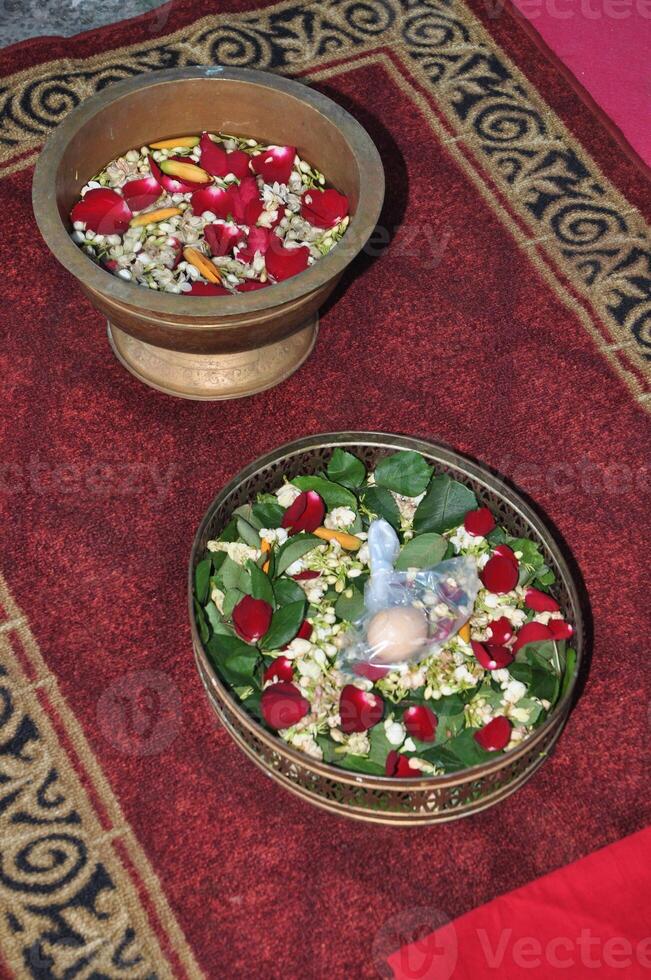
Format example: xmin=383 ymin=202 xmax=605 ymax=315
xmin=339 ymin=519 xmax=480 ymax=674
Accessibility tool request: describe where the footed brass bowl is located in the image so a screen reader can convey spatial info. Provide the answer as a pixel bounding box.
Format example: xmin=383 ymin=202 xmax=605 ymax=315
xmin=189 ymin=433 xmax=585 ymax=825
xmin=32 ymin=68 xmax=384 ymax=400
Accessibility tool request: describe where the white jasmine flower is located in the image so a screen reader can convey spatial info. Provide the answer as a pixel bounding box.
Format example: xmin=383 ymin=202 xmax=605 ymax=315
xmin=324 ymin=506 xmax=356 ymax=531
xmin=276 ymin=483 xmax=302 ymax=508
xmin=358 ymin=542 xmax=370 ymax=565
xmin=346 ymin=732 xmax=370 ymax=756
xmin=206 ymin=540 xmax=260 ymax=565
xmin=384 ymin=718 xmax=406 ymax=746
xmin=259 ymin=527 xmax=288 ymax=546
xmin=283 ymin=638 xmax=313 ymax=660
xmin=503 ymin=680 xmax=527 ymax=704
xmin=290 ymin=732 xmax=323 ymax=760
xmin=449 ymin=526 xmax=482 ymax=553
xmin=296 ymin=659 xmax=322 ymax=681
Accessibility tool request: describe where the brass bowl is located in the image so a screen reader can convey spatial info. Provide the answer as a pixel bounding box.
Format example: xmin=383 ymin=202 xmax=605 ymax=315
xmin=189 ymin=433 xmax=585 ymax=825
xmin=32 ymin=68 xmax=384 ymax=400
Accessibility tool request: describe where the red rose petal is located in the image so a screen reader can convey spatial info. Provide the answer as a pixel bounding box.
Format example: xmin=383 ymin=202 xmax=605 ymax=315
xmin=353 ymin=662 xmax=390 ymax=681
xmin=339 ymin=685 xmax=384 ymax=733
xmin=251 ymin=145 xmax=296 ymax=185
xmin=474 ymin=716 xmax=512 ymax=751
xmin=471 ymin=640 xmax=514 ymax=671
xmin=463 ymin=507 xmax=495 ymax=537
xmin=385 ymin=750 xmax=421 ymax=777
xmin=548 ymin=619 xmax=573 ymax=641
xmin=235 ymin=226 xmax=271 ymax=264
xmin=263 ymin=656 xmax=294 ymax=684
xmin=187 ymin=282 xmax=230 ymax=295
xmin=121 ymin=176 xmax=163 ymax=211
xmin=300 ymin=188 xmax=349 ymax=228
xmin=403 ymin=705 xmax=438 ymax=742
xmin=495 ymin=544 xmax=519 ymax=568
xmin=236 ymin=280 xmax=271 ymax=292
xmin=70 ymin=188 xmax=132 ymax=235
xmin=480 ymin=554 xmax=519 ymax=594
xmin=199 ymin=133 xmax=251 ymax=180
xmin=291 ymin=570 xmax=321 ymax=581
xmin=261 ymin=681 xmax=310 ymax=730
xmin=281 ymin=490 xmax=325 ymax=535
xmin=266 ymin=241 xmax=310 ymax=282
xmin=512 ymin=621 xmax=553 ymax=653
xmin=486 ymin=616 xmax=515 ymax=646
xmin=204 ymin=221 xmax=244 ymax=257
xmin=525 ymin=588 xmax=560 ymax=613
xmin=190 ymin=185 xmax=232 ymax=219
xmin=232 ymin=595 xmax=273 ymax=643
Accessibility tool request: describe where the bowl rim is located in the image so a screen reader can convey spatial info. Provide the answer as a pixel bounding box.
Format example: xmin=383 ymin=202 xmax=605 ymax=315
xmin=188 ymin=431 xmax=584 ymax=788
xmin=32 ymin=66 xmax=385 ymax=321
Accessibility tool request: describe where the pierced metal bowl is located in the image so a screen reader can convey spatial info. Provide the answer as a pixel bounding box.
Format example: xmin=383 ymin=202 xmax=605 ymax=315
xmin=188 ymin=433 xmax=584 ymax=825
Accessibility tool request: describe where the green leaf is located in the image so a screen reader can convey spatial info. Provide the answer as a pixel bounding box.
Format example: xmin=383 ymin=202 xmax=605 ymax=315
xmin=375 ymin=450 xmax=432 ymax=497
xmin=508 ymin=538 xmax=555 ymax=589
xmin=420 ymin=728 xmax=493 ymax=770
xmin=334 ymin=589 xmax=366 ymax=623
xmin=194 ymin=599 xmax=209 ymax=643
xmin=252 ymin=500 xmax=285 ymax=529
xmin=222 ymin=588 xmax=244 ymax=618
xmin=413 ymin=474 xmax=477 ymax=534
xmin=248 ymin=561 xmax=275 ymax=607
xmin=215 ymin=555 xmax=251 ymax=594
xmin=219 ymin=520 xmax=240 ymax=542
xmin=236 ymin=517 xmax=262 ymax=549
xmin=275 ymin=534 xmax=320 ymax=577
xmin=291 ymin=475 xmax=357 ymax=510
xmin=509 ymin=662 xmax=558 ymax=702
xmin=206 ymin=632 xmax=259 ymax=687
xmin=327 ymin=448 xmax=366 ymax=489
xmin=233 ymin=503 xmax=258 ymax=527
xmin=394 ymin=532 xmax=447 ymax=570
xmin=273 ymin=577 xmax=307 ymax=609
xmin=337 ymin=754 xmax=385 ymax=775
xmin=204 ymin=600 xmax=223 ymax=633
xmin=560 ymin=647 xmax=577 ymax=702
xmin=361 ymin=486 xmax=401 ymax=529
xmin=194 ymin=558 xmax=212 ymax=605
xmin=261 ymin=601 xmax=306 ymax=651
xmin=367 ymin=724 xmax=394 ymax=767
xmin=516 ymin=639 xmax=566 ymax=676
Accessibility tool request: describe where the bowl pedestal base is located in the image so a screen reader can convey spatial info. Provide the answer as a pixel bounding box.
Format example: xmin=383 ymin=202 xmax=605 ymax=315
xmin=107 ymin=315 xmax=319 ymax=400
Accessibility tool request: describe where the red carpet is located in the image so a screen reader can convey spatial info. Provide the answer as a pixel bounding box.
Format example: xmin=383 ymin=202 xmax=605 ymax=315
xmin=0 ymin=1 xmax=650 ymax=977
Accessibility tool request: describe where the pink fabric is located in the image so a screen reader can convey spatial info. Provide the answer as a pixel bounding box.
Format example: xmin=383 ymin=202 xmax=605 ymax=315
xmin=511 ymin=0 xmax=651 ymax=166
xmin=388 ymin=828 xmax=651 ymax=979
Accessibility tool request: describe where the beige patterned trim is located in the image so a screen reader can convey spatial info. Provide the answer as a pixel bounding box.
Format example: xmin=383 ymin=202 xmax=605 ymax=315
xmin=0 ymin=576 xmax=204 ymax=979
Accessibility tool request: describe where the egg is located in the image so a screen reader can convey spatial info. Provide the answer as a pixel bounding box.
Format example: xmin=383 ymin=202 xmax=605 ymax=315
xmin=366 ymin=606 xmax=429 ymax=665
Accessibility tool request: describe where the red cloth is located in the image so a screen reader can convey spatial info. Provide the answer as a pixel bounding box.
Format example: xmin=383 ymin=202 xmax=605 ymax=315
xmin=511 ymin=0 xmax=651 ymax=167
xmin=389 ymin=829 xmax=651 ymax=979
